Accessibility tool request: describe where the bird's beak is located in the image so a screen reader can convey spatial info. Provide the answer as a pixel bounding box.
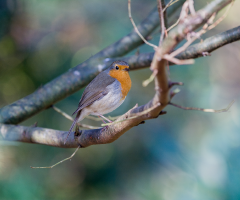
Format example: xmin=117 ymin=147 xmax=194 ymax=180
xmin=124 ymin=68 xmax=129 ymax=72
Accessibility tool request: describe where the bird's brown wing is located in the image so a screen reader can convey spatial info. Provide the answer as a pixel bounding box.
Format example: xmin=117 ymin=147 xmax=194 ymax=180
xmin=72 ymin=71 xmax=116 ymax=115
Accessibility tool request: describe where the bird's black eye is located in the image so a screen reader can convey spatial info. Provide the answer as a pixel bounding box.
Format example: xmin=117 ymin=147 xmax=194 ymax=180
xmin=116 ymin=66 xmax=119 ymax=70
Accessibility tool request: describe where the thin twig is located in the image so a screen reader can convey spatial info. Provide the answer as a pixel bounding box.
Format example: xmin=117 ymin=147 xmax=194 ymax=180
xmin=102 ymin=103 xmax=160 ymax=126
xmin=144 ymin=0 xmax=166 ymax=88
xmin=169 ymin=81 xmax=184 ymax=88
xmin=169 ymin=0 xmax=233 ymax=58
xmin=170 ymin=88 xmax=181 ymax=99
xmin=167 ymin=17 xmax=180 ymax=32
xmin=52 ymin=106 xmax=101 ymax=129
xmin=163 ymin=54 xmax=194 ymax=65
xmin=52 ymin=106 xmax=74 ymax=121
xmin=108 ymin=115 xmax=121 ymax=121
xmin=84 ymin=115 xmax=102 ymax=121
xmin=53 ymin=105 xmax=120 ymax=122
xmin=140 ymin=62 xmax=158 ymax=89
xmin=128 ymin=0 xmax=158 ymax=49
xmin=158 ymin=0 xmax=166 ymax=45
xmin=179 ymin=0 xmax=190 ymax=21
xmin=1 ymin=0 xmax=234 ymax=149
xmin=188 ymin=0 xmax=196 ymax=15
xmin=169 ymin=31 xmax=203 ymax=57
xmin=0 ymin=2 xmax=171 ymax=125
xmin=162 ymin=0 xmax=179 ymax=13
xmin=169 ymin=100 xmax=234 ymax=113
xmin=142 ymin=70 xmax=158 ymax=87
xmin=208 ymin=0 xmax=234 ymax=30
xmin=166 ymin=0 xmax=189 ymax=32
xmin=30 ymin=145 xmax=81 ymax=169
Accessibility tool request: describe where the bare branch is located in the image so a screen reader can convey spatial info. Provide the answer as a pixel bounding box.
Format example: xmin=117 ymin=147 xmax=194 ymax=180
xmin=31 ymin=145 xmax=81 ymax=169
xmin=169 ymin=81 xmax=184 ymax=88
xmin=52 ymin=106 xmax=101 ymax=129
xmin=142 ymin=0 xmax=168 ymax=93
xmin=188 ymin=0 xmax=196 ymax=15
xmin=121 ymin=26 xmax=240 ymax=70
xmin=0 ymin=1 xmax=186 ymax=125
xmin=162 ymin=0 xmax=179 ymax=13
xmin=0 ymin=0 xmax=234 ymax=149
xmin=170 ymin=88 xmax=181 ymax=99
xmin=151 ymin=0 xmax=232 ymax=68
xmin=158 ymin=0 xmax=166 ymax=45
xmin=208 ymin=0 xmax=234 ymax=30
xmin=142 ymin=70 xmax=158 ymax=87
xmin=128 ymin=0 xmax=158 ymax=49
xmin=169 ymin=0 xmax=233 ymax=59
xmin=169 ymin=100 xmax=234 ymax=113
xmin=166 ymin=17 xmax=180 ymax=32
xmin=163 ymin=54 xmax=194 ymax=65
xmin=102 ymin=103 xmax=160 ymax=126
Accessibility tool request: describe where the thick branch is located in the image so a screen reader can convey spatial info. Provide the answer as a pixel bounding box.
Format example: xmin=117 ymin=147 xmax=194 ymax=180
xmin=174 ymin=25 xmax=240 ymax=59
xmin=0 ymin=123 xmax=72 ymax=148
xmin=0 ymin=1 xmax=185 ymax=125
xmin=1 ymin=0 xmax=233 ymax=148
xmin=56 ymin=0 xmax=234 ymax=148
xmin=0 ymin=104 xmax=159 ymax=148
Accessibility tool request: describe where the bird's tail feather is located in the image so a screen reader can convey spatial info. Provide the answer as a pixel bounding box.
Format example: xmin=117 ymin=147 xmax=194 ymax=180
xmin=72 ymin=107 xmax=80 ymax=116
xmin=64 ymin=111 xmax=81 ymax=144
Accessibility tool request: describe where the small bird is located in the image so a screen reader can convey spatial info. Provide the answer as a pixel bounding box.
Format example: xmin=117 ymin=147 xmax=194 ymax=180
xmin=65 ymin=60 xmax=131 ymax=143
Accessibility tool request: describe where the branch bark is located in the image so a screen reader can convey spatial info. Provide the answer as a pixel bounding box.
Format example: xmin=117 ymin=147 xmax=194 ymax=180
xmin=121 ymin=25 xmax=240 ymax=70
xmin=1 ymin=0 xmax=233 ymax=148
xmin=0 ymin=1 xmax=185 ymax=125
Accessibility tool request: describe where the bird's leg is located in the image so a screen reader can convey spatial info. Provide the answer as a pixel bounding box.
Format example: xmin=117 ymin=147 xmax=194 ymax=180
xmin=97 ymin=114 xmax=113 ymax=123
xmin=97 ymin=114 xmax=113 ymax=132
xmin=98 ymin=115 xmax=107 ymax=124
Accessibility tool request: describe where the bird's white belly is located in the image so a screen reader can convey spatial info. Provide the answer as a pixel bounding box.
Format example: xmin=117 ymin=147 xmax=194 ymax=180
xmin=77 ymin=79 xmax=126 ymax=122
xmin=89 ymin=91 xmax=124 ymax=115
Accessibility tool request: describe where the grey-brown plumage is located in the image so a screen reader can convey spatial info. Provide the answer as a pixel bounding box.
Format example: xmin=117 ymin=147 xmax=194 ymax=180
xmin=73 ymin=71 xmax=116 ymax=115
xmin=66 ymin=71 xmax=116 ymax=143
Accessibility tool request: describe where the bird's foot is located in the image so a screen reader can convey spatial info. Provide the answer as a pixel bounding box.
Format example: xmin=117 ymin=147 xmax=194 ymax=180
xmin=101 ymin=125 xmax=109 ymax=132
xmin=74 ymin=125 xmax=82 ymax=137
xmin=97 ymin=114 xmax=113 ymax=123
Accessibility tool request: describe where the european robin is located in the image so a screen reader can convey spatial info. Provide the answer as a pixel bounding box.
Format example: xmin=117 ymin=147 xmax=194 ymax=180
xmin=65 ymin=60 xmax=131 ymax=143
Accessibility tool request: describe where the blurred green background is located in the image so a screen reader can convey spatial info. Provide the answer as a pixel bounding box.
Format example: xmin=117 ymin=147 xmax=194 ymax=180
xmin=1 ymin=0 xmax=240 ymax=199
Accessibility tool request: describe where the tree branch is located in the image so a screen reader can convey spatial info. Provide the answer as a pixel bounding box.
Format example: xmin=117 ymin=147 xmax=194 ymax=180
xmin=1 ymin=0 xmax=233 ymax=149
xmin=152 ymin=0 xmax=232 ymax=67
xmin=121 ymin=25 xmax=240 ymax=70
xmin=0 ymin=123 xmax=73 ymax=148
xmin=0 ymin=1 xmax=185 ymax=125
xmin=173 ymin=25 xmax=240 ymax=60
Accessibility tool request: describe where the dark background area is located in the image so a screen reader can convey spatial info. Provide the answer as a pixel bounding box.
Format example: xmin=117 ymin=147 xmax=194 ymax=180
xmin=0 ymin=0 xmax=240 ymax=199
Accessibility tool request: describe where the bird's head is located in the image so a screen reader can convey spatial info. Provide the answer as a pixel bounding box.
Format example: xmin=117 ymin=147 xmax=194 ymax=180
xmin=107 ymin=60 xmax=130 ymax=81
xmin=108 ymin=60 xmax=129 ymax=72
xmin=107 ymin=60 xmax=131 ymax=98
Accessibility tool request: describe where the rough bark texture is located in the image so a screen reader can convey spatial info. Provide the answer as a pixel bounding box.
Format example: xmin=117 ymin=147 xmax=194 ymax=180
xmin=0 ymin=1 xmax=184 ymax=125
xmin=0 ymin=0 xmax=236 ymax=149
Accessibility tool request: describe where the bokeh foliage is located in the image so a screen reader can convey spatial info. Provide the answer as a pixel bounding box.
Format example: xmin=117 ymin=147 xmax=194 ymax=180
xmin=1 ymin=0 xmax=240 ymax=199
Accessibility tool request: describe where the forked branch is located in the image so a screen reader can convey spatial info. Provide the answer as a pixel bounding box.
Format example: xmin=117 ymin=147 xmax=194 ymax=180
xmin=0 ymin=0 xmax=234 ymax=149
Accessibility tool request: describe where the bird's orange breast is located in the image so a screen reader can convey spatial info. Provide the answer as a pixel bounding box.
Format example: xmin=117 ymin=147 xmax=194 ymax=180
xmin=109 ymin=70 xmax=131 ymax=99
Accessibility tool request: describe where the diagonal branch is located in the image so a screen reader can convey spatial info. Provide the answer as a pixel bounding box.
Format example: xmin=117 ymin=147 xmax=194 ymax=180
xmin=0 ymin=1 xmax=185 ymax=125
xmin=152 ymin=0 xmax=232 ymax=70
xmin=1 ymin=0 xmax=233 ymax=149
xmin=169 ymin=100 xmax=234 ymax=113
xmin=158 ymin=0 xmax=167 ymax=45
xmin=119 ymin=25 xmax=240 ymax=70
xmin=173 ymin=25 xmax=240 ymax=60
